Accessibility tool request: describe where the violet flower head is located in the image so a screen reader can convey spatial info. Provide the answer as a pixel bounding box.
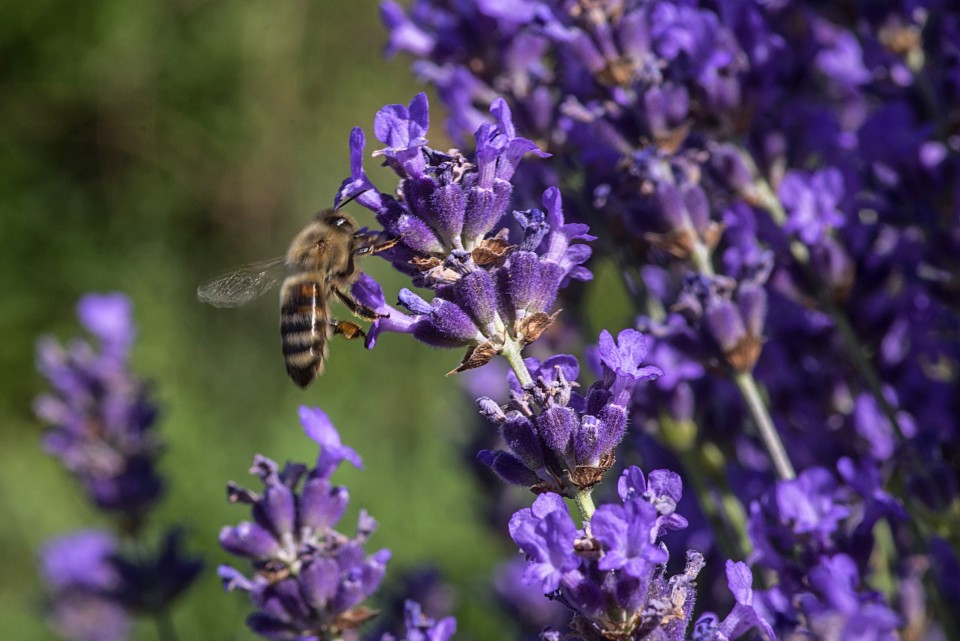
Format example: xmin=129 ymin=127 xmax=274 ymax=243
xmin=477 ymin=330 xmax=661 ymax=496
xmin=670 ymin=273 xmax=768 ymax=374
xmin=39 ymin=530 xmax=130 ymax=641
xmin=219 ymin=406 xmax=389 ymax=640
xmin=341 ymin=93 xmax=590 ymax=376
xmin=509 ymin=467 xmax=705 ymax=640
xmin=41 ymin=528 xmax=199 ymax=639
xmin=34 ymin=293 xmax=162 ymax=516
xmin=748 ymin=466 xmax=851 ymax=574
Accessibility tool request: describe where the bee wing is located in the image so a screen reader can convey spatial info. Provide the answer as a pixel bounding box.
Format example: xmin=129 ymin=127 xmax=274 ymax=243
xmin=197 ymin=257 xmax=289 ymax=308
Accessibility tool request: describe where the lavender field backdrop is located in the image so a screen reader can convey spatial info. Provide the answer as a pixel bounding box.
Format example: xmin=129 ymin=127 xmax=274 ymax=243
xmin=3 ymin=1 xmax=960 ymax=641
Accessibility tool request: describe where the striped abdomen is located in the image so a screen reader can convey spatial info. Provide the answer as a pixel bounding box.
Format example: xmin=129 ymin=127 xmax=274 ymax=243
xmin=280 ymin=275 xmax=330 ymax=388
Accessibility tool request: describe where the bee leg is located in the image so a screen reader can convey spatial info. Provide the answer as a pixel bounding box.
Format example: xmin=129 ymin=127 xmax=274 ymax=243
xmin=333 ymin=286 xmax=386 ymax=321
xmin=352 ymin=233 xmax=402 ymax=257
xmin=330 ymin=320 xmax=366 ymax=340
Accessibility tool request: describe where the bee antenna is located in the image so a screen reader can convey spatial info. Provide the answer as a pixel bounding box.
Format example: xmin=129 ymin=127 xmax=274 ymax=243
xmin=335 ymin=189 xmax=369 ymax=211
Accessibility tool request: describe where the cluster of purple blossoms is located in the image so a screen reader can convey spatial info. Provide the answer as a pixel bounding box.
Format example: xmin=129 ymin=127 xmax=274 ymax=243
xmin=40 ymin=530 xmax=130 ymax=641
xmin=219 ymin=406 xmax=392 ymax=640
xmin=509 ymin=467 xmax=773 ymax=641
xmin=326 ymin=89 xmax=783 ymax=641
xmin=340 ymin=92 xmax=593 ymax=376
xmin=380 ymin=1 xmax=960 ymax=638
xmin=747 ymin=464 xmax=908 ymax=639
xmin=35 ymin=293 xmax=163 ymax=516
xmin=34 ymin=294 xmax=201 ymax=641
xmin=476 ymin=329 xmax=661 ymax=497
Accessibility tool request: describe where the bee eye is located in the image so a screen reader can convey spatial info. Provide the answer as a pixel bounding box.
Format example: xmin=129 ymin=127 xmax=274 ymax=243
xmin=331 ymin=216 xmax=348 ymax=227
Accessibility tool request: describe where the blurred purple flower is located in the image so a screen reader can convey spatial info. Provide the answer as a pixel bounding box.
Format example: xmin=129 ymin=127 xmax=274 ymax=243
xmin=34 ymin=293 xmax=162 ymax=516
xmin=381 ymin=600 xmax=456 ymax=641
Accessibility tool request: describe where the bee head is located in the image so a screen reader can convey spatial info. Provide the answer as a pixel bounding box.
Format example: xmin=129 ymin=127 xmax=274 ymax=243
xmin=317 ymin=209 xmax=357 ymax=233
xmin=285 ymin=210 xmax=359 ymax=270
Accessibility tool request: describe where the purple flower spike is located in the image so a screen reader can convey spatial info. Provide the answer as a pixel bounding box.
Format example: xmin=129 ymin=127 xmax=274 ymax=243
xmin=504 ymin=460 xmax=702 ymax=639
xmin=333 ymin=93 xmax=590 ymax=368
xmin=479 ymin=331 xmax=661 ymax=496
xmin=221 ymin=409 xmax=389 ymax=640
xmin=300 ymin=406 xmax=363 ymax=477
xmin=35 ymin=293 xmax=163 ymax=516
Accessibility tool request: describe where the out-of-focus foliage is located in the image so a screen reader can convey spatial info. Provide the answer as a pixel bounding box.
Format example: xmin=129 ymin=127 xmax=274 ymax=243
xmin=0 ymin=2 xmax=509 ymax=639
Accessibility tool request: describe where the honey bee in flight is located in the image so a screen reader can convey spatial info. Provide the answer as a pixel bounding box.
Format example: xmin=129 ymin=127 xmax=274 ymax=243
xmin=197 ymin=209 xmax=399 ymax=388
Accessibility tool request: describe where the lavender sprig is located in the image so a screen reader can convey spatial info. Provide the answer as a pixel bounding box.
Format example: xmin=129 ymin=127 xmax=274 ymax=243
xmin=35 ymin=294 xmax=201 ymax=641
xmin=219 ymin=406 xmax=391 ymax=641
xmin=341 ymin=93 xmax=592 ymax=378
xmin=509 ymin=467 xmax=774 ymax=641
xmin=476 ymin=329 xmax=661 ymax=516
xmin=35 ymin=293 xmax=163 ymax=519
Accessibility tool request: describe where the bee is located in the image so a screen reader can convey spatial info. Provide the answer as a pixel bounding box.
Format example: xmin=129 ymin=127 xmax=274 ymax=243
xmin=197 ymin=209 xmax=399 ymax=388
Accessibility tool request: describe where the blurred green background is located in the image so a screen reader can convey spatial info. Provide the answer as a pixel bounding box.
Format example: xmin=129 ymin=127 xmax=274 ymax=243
xmin=0 ymin=1 xmax=521 ymax=639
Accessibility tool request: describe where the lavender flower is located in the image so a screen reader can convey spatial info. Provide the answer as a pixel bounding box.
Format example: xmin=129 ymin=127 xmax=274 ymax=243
xmin=477 ymin=329 xmax=661 ymax=496
xmin=34 ymin=292 xmax=202 ymax=641
xmin=39 ymin=530 xmax=130 ymax=641
xmin=39 ymin=527 xmax=201 ymax=641
xmin=509 ymin=466 xmax=773 ymax=641
xmin=339 ymin=93 xmax=592 ymax=375
xmin=34 ymin=293 xmax=162 ymax=516
xmin=372 ymin=3 xmax=960 ymax=636
xmin=747 ymin=465 xmax=907 ymax=639
xmin=219 ymin=406 xmax=390 ymax=640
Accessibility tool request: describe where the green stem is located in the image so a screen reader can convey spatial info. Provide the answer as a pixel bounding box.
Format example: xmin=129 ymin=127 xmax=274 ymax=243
xmin=574 ymin=488 xmax=596 ymax=521
xmin=824 ymin=298 xmax=906 ymax=440
xmin=663 ymin=414 xmax=750 ymax=559
xmin=733 ymin=371 xmax=796 ymax=480
xmin=500 ymin=338 xmax=534 ymax=388
xmin=154 ymin=608 xmax=180 ymax=641
xmin=678 ymin=178 xmax=794 ymax=481
xmin=736 ymin=144 xmax=907 ymax=441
